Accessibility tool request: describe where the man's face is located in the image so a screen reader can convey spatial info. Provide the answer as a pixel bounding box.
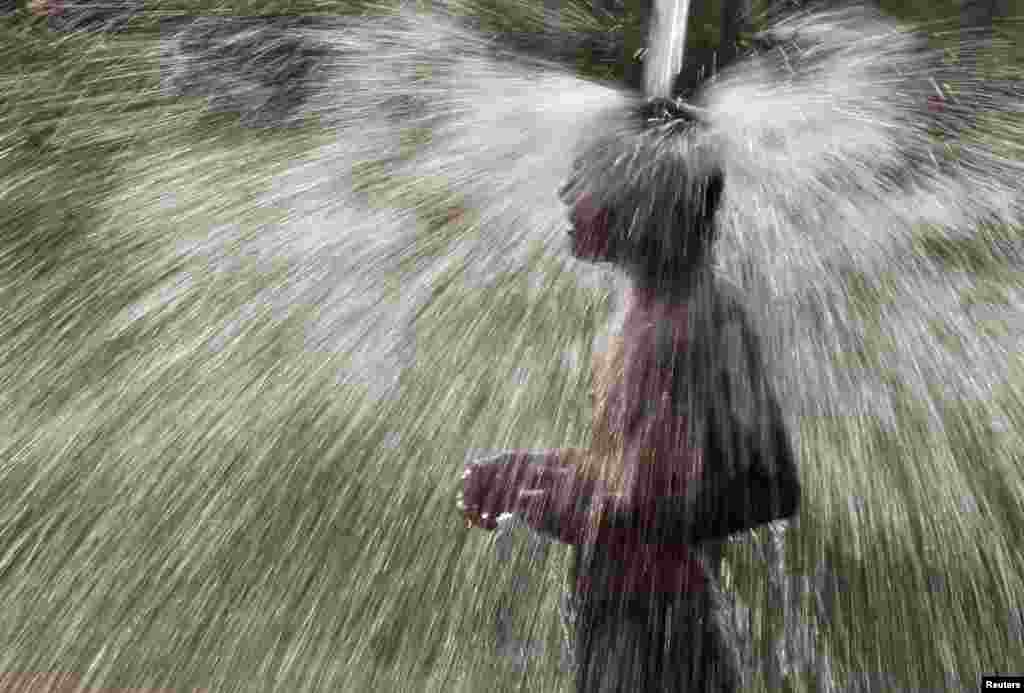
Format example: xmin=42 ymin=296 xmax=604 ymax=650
xmin=567 ymin=193 xmax=617 ymax=263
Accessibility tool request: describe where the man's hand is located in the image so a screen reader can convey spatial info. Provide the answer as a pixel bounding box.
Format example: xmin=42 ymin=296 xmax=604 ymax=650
xmin=457 ymin=452 xmax=573 ymax=532
xmin=458 ymin=453 xmax=553 ymax=531
xmin=458 ymin=455 xmax=508 ymax=531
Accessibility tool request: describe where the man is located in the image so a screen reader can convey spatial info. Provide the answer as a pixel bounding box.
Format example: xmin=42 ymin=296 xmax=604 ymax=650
xmin=458 ymin=97 xmax=801 ymax=692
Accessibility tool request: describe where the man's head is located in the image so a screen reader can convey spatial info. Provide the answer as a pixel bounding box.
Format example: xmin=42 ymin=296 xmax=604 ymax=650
xmin=561 ymin=97 xmax=725 ymax=293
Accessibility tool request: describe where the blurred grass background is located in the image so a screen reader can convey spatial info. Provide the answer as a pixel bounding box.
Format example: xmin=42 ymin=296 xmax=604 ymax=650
xmin=1 ymin=0 xmax=1024 ymax=691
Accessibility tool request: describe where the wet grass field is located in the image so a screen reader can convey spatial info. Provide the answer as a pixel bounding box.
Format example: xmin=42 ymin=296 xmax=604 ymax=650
xmin=2 ymin=3 xmax=1024 ymax=691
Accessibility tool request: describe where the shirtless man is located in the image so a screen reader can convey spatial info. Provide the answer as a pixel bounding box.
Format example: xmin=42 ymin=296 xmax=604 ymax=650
xmin=458 ymin=96 xmax=801 ymax=692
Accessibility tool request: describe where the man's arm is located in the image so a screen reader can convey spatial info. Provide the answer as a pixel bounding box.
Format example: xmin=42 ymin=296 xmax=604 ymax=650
xmin=516 ymin=457 xmax=605 ymax=545
xmin=520 ymin=294 xmax=800 ymax=547
xmin=601 ymin=304 xmax=801 ymax=545
xmin=628 ymin=393 xmax=800 ymax=544
xmin=462 ymin=449 xmax=593 ymax=532
xmin=517 ymin=419 xmax=800 ymax=547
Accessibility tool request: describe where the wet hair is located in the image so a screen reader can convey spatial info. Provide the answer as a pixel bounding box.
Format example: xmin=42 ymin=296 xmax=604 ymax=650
xmin=561 ymin=97 xmax=725 ymax=295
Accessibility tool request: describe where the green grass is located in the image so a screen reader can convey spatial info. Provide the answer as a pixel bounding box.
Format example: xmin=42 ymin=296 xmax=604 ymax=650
xmin=2 ymin=3 xmax=1024 ymax=692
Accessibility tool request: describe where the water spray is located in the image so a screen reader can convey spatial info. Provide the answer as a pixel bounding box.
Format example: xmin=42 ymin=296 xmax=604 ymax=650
xmin=5 ymin=3 xmax=1024 ymax=691
xmin=644 ymin=0 xmax=691 ymax=98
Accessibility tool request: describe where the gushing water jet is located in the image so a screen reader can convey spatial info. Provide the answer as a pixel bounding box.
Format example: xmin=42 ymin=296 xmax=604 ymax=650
xmin=644 ymin=0 xmax=691 ymax=98
xmin=4 ymin=3 xmax=1023 ymax=692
